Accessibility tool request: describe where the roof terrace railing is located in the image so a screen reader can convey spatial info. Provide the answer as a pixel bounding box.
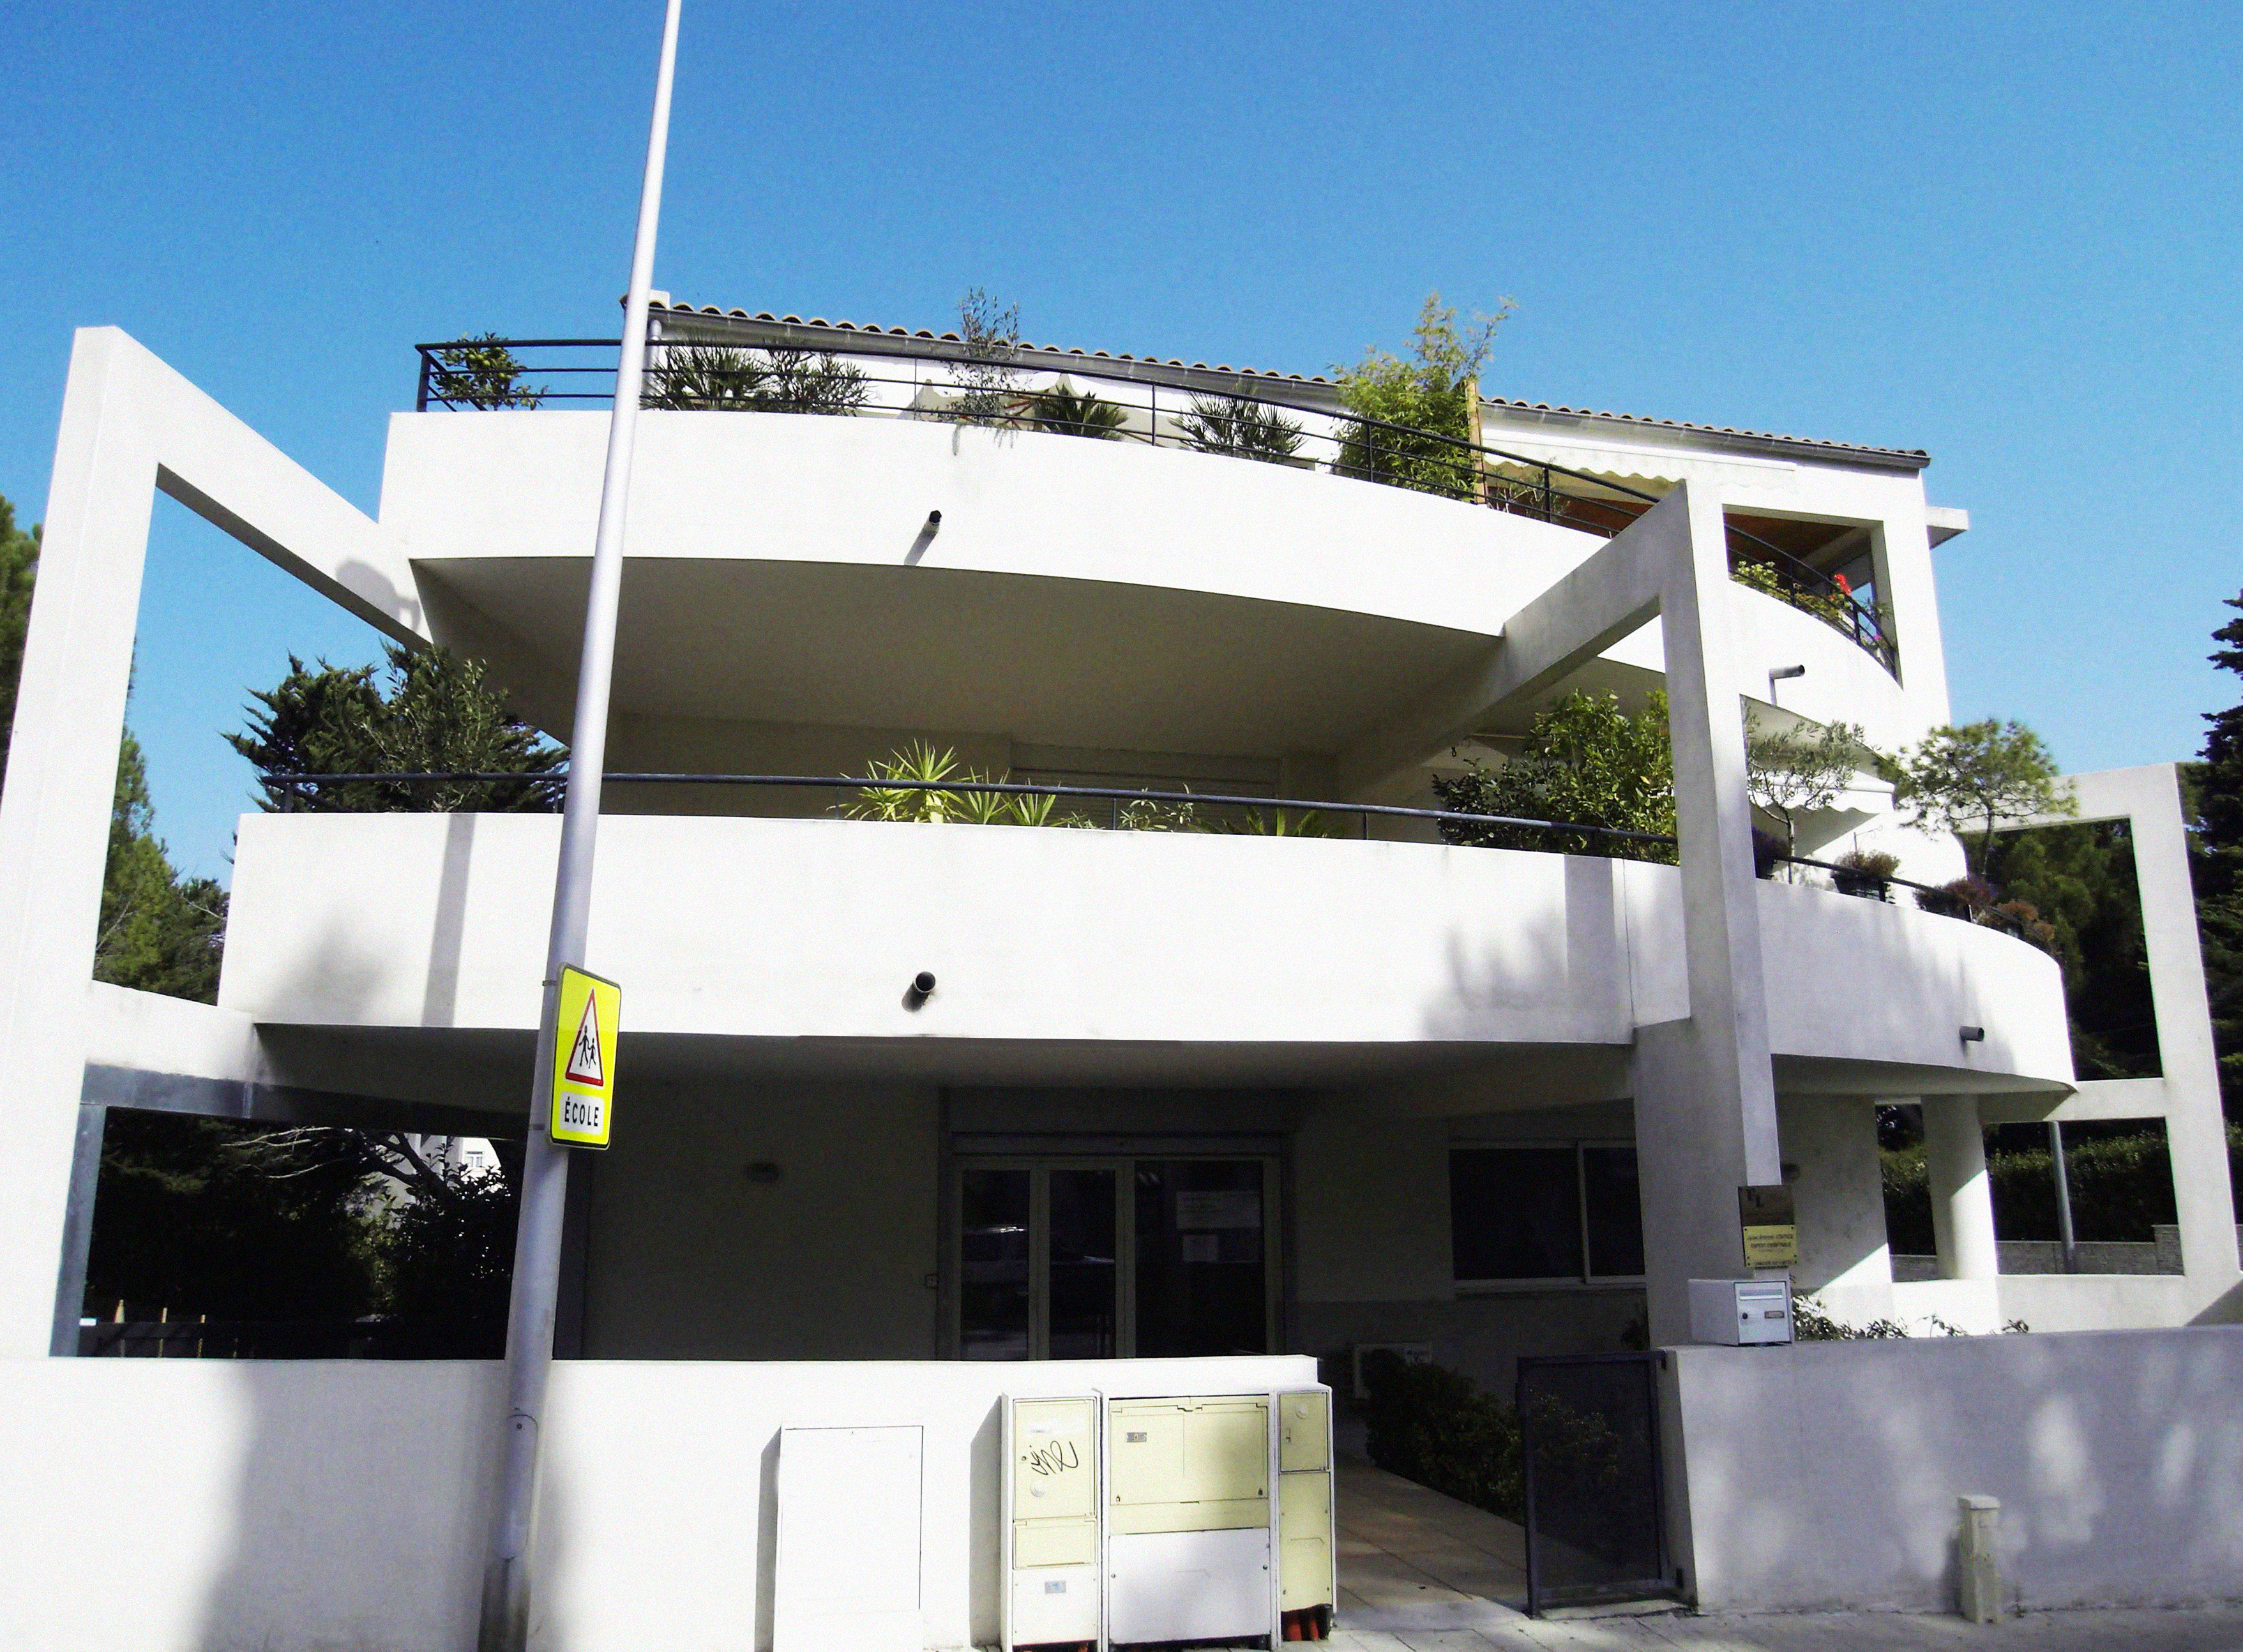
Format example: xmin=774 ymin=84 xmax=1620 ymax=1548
xmin=411 ymin=336 xmax=1898 ymax=674
xmin=258 ymin=768 xmax=2042 ymax=943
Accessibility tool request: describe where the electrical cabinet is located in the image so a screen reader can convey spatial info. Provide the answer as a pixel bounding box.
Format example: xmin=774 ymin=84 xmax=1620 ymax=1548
xmin=1003 ymin=1395 xmax=1101 ymax=1651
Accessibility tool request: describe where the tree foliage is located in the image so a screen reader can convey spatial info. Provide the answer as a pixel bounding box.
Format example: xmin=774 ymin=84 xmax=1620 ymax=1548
xmin=1431 ymin=691 xmax=1676 ymax=862
xmin=1333 ymin=292 xmax=1511 ymax=501
xmin=96 ymin=735 xmax=228 ymax=1003
xmin=2189 ymin=590 xmax=2243 ymax=1118
xmin=1898 ymin=718 xmax=2074 ymax=869
xmin=227 ymin=643 xmax=563 ymax=813
xmin=947 ymin=288 xmax=1024 ymax=427
xmin=1985 ymin=822 xmax=2158 ymax=1080
xmin=1744 ymin=714 xmax=1871 ymax=860
xmin=642 ymin=343 xmax=870 ymax=414
xmin=0 ymin=492 xmax=40 ymax=780
xmin=425 ymin=334 xmax=544 ymax=409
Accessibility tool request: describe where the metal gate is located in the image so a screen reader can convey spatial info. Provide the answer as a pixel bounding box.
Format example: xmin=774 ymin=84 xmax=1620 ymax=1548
xmin=1516 ymin=1351 xmax=1677 ymax=1615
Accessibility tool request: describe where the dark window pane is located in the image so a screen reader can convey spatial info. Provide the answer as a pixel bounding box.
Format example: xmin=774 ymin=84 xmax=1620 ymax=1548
xmin=1048 ymin=1168 xmax=1117 ymax=1360
xmin=960 ymin=1168 xmax=1030 ymax=1360
xmin=1582 ymin=1147 xmax=1645 ymax=1277
xmin=1134 ymin=1160 xmax=1266 ymax=1356
xmin=1450 ymin=1148 xmax=1582 ymax=1280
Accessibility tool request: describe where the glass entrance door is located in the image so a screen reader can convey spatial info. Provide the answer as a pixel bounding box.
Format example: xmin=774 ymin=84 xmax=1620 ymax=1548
xmin=955 ymin=1157 xmax=1274 ymax=1360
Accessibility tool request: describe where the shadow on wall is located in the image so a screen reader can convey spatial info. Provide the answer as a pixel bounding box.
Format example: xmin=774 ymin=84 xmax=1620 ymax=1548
xmin=187 ymin=1362 xmax=503 ymax=1651
xmin=1676 ymin=1328 xmax=2243 ymax=1614
xmin=1418 ymin=853 xmax=1620 ymax=1044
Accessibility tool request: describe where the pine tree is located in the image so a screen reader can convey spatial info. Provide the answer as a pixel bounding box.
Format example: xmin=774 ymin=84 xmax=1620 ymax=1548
xmin=2189 ymin=591 xmax=2243 ymax=1118
xmin=0 ymin=493 xmax=42 ymax=780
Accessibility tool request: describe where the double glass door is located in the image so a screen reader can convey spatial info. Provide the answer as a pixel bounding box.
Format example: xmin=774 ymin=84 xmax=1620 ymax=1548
xmin=957 ymin=1158 xmax=1274 ymax=1362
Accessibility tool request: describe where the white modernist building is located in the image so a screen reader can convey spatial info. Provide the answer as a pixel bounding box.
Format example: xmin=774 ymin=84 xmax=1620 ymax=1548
xmin=1 ymin=313 xmax=2239 ymax=1648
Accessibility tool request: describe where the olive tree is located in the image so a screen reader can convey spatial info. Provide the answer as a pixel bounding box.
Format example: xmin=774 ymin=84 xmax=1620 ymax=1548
xmin=1746 ymin=713 xmax=1873 ymax=866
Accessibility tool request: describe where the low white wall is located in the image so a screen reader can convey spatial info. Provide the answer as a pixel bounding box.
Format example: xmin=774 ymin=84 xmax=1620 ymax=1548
xmin=0 ymin=1353 xmax=1315 ymax=1652
xmin=1668 ymin=1328 xmax=2243 ymax=1613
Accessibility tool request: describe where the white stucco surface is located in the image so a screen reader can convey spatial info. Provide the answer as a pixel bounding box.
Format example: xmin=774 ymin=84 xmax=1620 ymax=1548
xmin=1668 ymin=1328 xmax=2243 ymax=1614
xmin=217 ymin=811 xmax=2070 ymax=1085
xmin=0 ymin=1354 xmax=1313 ymax=1652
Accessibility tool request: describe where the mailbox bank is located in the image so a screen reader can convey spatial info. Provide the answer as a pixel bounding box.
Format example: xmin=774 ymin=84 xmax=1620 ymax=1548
xmin=1002 ymin=1386 xmax=1335 ymax=1649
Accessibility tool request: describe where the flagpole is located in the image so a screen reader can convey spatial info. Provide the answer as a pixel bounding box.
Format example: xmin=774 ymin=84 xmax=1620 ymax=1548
xmin=477 ymin=2 xmax=682 ymax=1646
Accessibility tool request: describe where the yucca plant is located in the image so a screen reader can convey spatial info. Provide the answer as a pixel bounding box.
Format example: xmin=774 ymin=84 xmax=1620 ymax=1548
xmin=1212 ymin=806 xmax=1335 ymax=838
xmin=846 ymin=743 xmax=964 ymax=823
xmin=1006 ymin=790 xmax=1061 ymax=827
xmin=1024 ymin=382 xmax=1128 ymax=440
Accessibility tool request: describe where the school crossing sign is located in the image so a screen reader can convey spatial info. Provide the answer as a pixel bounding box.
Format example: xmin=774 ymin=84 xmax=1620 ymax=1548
xmin=549 ymin=965 xmax=620 ymax=1149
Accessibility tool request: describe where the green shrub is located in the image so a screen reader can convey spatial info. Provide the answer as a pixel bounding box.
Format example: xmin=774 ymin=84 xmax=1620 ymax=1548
xmin=1359 ymin=1350 xmax=1523 ymax=1521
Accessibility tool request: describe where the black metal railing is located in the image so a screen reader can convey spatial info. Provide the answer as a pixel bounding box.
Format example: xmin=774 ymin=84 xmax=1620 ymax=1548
xmin=410 ymin=335 xmax=1898 ymax=673
xmin=256 ymin=768 xmax=2046 ymax=943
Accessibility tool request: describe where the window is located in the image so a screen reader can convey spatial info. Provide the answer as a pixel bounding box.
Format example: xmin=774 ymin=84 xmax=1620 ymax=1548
xmin=1449 ymin=1145 xmax=1644 ymax=1284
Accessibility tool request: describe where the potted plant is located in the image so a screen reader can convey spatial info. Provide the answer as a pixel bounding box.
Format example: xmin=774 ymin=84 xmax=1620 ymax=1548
xmin=1832 ymin=848 xmax=1900 ymax=901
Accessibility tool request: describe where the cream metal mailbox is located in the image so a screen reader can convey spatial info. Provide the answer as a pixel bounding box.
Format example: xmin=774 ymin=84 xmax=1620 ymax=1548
xmin=1099 ymin=1386 xmax=1336 ymax=1648
xmin=1003 ymin=1395 xmax=1101 ymax=1651
xmin=1276 ymin=1388 xmax=1336 ymax=1641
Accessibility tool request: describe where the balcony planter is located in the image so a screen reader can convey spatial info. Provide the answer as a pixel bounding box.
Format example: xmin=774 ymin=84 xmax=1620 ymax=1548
xmin=1832 ymin=851 xmax=1899 ymax=901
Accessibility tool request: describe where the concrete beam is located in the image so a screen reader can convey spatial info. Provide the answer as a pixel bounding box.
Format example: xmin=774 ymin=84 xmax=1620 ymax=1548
xmin=0 ymin=327 xmax=425 ymax=1357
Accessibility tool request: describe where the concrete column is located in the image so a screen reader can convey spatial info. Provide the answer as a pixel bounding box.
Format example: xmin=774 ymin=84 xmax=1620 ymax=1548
xmin=1633 ymin=483 xmax=1785 ymax=1343
xmin=1923 ymin=1096 xmax=1998 ymax=1282
xmin=2115 ymin=769 xmax=2242 ymax=1308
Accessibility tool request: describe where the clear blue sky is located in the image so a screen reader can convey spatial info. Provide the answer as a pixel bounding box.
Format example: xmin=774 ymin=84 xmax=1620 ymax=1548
xmin=2 ymin=1 xmax=2237 ymax=883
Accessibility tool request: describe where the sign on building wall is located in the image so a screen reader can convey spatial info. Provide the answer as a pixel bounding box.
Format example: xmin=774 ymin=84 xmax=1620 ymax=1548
xmin=550 ymin=965 xmax=620 ymax=1149
xmin=1737 ymin=1183 xmax=1797 ymax=1268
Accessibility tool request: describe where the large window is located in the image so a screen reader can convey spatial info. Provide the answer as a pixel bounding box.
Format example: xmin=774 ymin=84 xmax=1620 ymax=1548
xmin=1449 ymin=1144 xmax=1644 ymax=1284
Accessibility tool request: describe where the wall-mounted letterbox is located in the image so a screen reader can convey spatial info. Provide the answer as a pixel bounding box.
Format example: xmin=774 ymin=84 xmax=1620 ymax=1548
xmin=1002 ymin=1395 xmax=1101 ymax=1650
xmin=1689 ymin=1277 xmax=1794 ymax=1346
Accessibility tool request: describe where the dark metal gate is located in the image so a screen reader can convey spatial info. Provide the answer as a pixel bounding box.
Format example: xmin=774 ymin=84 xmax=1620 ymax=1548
xmin=1516 ymin=1351 xmax=1677 ymax=1616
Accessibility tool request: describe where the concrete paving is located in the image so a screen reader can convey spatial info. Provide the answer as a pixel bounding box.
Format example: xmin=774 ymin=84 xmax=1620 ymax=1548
xmin=1325 ymin=1605 xmax=2243 ymax=1649
xmin=1327 ymin=1452 xmax=2243 ymax=1650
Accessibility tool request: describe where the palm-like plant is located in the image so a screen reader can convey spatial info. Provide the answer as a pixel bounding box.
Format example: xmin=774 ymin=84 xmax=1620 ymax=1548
xmin=1178 ymin=395 xmax=1303 ymax=462
xmin=846 ymin=743 xmax=965 ymax=823
xmin=1023 ymin=382 xmax=1129 ymax=440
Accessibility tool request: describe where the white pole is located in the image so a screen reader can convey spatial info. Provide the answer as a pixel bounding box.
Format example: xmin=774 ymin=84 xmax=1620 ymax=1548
xmin=476 ymin=3 xmax=681 ymax=1647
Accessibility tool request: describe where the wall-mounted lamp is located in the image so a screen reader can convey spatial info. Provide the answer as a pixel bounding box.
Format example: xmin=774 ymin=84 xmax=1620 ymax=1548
xmin=904 ymin=970 xmax=937 ymax=1011
xmin=1959 ymin=1025 xmax=1986 ymax=1044
xmin=925 ymin=509 xmax=942 ymax=533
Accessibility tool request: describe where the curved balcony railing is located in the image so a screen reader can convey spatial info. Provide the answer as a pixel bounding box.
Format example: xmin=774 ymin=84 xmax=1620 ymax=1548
xmin=257 ymin=768 xmax=2043 ymax=945
xmin=411 ymin=336 xmax=1898 ymax=673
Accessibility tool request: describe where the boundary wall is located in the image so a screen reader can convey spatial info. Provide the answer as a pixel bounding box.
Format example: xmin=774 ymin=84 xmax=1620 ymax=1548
xmin=0 ymin=1353 xmax=1312 ymax=1652
xmin=1666 ymin=1327 xmax=2243 ymax=1614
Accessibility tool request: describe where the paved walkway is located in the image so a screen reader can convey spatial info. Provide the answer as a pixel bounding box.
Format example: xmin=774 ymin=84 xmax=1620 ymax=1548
xmin=1328 ymin=1453 xmax=2243 ymax=1649
xmin=1327 ymin=1605 xmax=2243 ymax=1649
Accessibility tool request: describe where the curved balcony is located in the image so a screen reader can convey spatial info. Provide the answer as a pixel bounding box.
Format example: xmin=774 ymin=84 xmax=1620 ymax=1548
xmin=408 ymin=332 xmax=1899 ymax=675
xmin=218 ymin=809 xmax=2071 ymax=1095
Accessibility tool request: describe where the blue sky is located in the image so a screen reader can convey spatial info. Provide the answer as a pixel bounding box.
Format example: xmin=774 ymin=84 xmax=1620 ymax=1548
xmin=2 ymin=1 xmax=2237 ymax=883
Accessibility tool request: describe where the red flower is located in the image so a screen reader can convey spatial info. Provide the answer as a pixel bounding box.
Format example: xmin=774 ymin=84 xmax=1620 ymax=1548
xmin=1832 ymin=572 xmax=1852 ymax=594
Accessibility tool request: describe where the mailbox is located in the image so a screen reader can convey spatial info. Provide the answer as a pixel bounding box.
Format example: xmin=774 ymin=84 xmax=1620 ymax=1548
xmin=1689 ymin=1277 xmax=1794 ymax=1346
xmin=1276 ymin=1388 xmax=1335 ymax=1641
xmin=1002 ymin=1395 xmax=1101 ymax=1651
xmin=1099 ymin=1386 xmax=1336 ymax=1648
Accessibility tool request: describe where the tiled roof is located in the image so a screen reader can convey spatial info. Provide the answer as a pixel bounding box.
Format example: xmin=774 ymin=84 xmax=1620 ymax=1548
xmin=648 ymin=299 xmax=1929 ymax=463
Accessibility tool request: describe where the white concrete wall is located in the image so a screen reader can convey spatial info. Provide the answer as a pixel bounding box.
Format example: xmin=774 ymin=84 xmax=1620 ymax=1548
xmin=1668 ymin=1328 xmax=2243 ymax=1613
xmin=0 ymin=1353 xmax=1313 ymax=1652
xmin=218 ymin=811 xmax=2073 ymax=1085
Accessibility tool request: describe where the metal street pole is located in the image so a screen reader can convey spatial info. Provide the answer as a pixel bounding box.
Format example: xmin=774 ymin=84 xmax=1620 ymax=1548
xmin=476 ymin=3 xmax=681 ymax=1647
